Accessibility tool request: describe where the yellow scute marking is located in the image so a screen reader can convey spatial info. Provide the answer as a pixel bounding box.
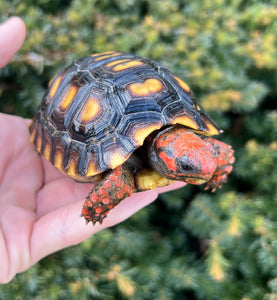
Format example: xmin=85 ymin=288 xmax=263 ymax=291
xmin=86 ymin=160 xmax=98 ymax=177
xmin=29 ymin=128 xmax=36 ymax=144
xmin=128 ymin=79 xmax=164 ymax=97
xmin=48 ymin=74 xmax=56 ymax=87
xmin=91 ymin=51 xmax=117 ymax=57
xmin=174 ymin=76 xmax=191 ymax=93
xmin=36 ymin=136 xmax=42 ymax=153
xmin=78 ymin=97 xmax=101 ymax=123
xmin=105 ymin=59 xmax=130 ymax=68
xmin=112 ymin=60 xmax=143 ymax=71
xmin=133 ymin=124 xmax=162 ymax=145
xmin=49 ymin=75 xmax=62 ymax=98
xmin=43 ymin=142 xmax=51 ymax=161
xmin=109 ymin=152 xmax=125 ymax=169
xmin=94 ymin=53 xmax=121 ymax=61
xmin=54 ymin=149 xmax=64 ymax=170
xmin=60 ymin=85 xmax=78 ymax=110
xmin=172 ymin=115 xmax=199 ymax=130
xmin=206 ymin=121 xmax=220 ymax=135
xmin=67 ymin=159 xmax=77 ymax=177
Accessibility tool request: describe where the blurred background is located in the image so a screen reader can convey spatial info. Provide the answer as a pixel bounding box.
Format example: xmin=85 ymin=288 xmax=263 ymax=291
xmin=0 ymin=0 xmax=276 ymax=299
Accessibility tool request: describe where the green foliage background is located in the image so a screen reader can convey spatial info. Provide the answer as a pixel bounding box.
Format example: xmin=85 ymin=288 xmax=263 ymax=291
xmin=1 ymin=0 xmax=277 ymax=299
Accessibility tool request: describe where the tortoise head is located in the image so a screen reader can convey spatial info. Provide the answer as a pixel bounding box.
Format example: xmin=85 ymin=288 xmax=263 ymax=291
xmin=149 ymin=126 xmax=217 ymax=185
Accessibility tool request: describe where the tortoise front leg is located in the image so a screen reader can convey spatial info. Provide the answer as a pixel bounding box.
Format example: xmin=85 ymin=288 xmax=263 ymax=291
xmin=81 ymin=165 xmax=134 ymax=225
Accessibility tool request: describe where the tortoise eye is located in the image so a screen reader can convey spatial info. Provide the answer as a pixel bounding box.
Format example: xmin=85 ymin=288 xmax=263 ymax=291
xmin=180 ymin=163 xmax=194 ymax=172
xmin=177 ymin=158 xmax=196 ymax=173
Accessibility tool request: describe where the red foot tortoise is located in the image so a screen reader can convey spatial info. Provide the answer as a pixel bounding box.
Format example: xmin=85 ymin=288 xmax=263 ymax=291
xmin=29 ymin=51 xmax=235 ymax=225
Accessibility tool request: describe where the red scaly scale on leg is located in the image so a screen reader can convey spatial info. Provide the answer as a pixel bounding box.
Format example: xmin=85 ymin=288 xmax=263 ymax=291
xmin=204 ymin=137 xmax=235 ymax=192
xmin=81 ymin=165 xmax=134 ymax=225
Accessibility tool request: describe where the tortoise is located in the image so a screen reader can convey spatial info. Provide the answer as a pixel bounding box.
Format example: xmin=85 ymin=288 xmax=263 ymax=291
xmin=29 ymin=51 xmax=235 ymax=225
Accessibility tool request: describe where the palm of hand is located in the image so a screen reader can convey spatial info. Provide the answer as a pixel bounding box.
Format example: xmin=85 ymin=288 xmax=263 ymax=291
xmin=0 ymin=113 xmax=88 ymax=282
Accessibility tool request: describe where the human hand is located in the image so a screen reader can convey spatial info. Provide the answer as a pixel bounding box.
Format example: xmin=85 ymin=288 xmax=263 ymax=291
xmin=0 ymin=17 xmax=185 ymax=283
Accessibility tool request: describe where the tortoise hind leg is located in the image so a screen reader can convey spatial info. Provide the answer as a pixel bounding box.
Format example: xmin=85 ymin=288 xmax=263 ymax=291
xmin=81 ymin=165 xmax=134 ymax=225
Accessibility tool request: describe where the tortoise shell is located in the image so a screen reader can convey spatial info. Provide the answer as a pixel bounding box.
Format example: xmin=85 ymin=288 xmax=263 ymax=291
xmin=29 ymin=51 xmax=220 ymax=182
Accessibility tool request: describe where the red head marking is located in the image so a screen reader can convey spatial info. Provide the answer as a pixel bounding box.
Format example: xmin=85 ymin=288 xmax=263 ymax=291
xmin=150 ymin=126 xmax=217 ymax=184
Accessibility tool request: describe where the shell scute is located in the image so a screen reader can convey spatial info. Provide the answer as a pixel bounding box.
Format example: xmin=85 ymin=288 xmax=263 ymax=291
xmin=30 ymin=51 xmax=221 ymax=180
